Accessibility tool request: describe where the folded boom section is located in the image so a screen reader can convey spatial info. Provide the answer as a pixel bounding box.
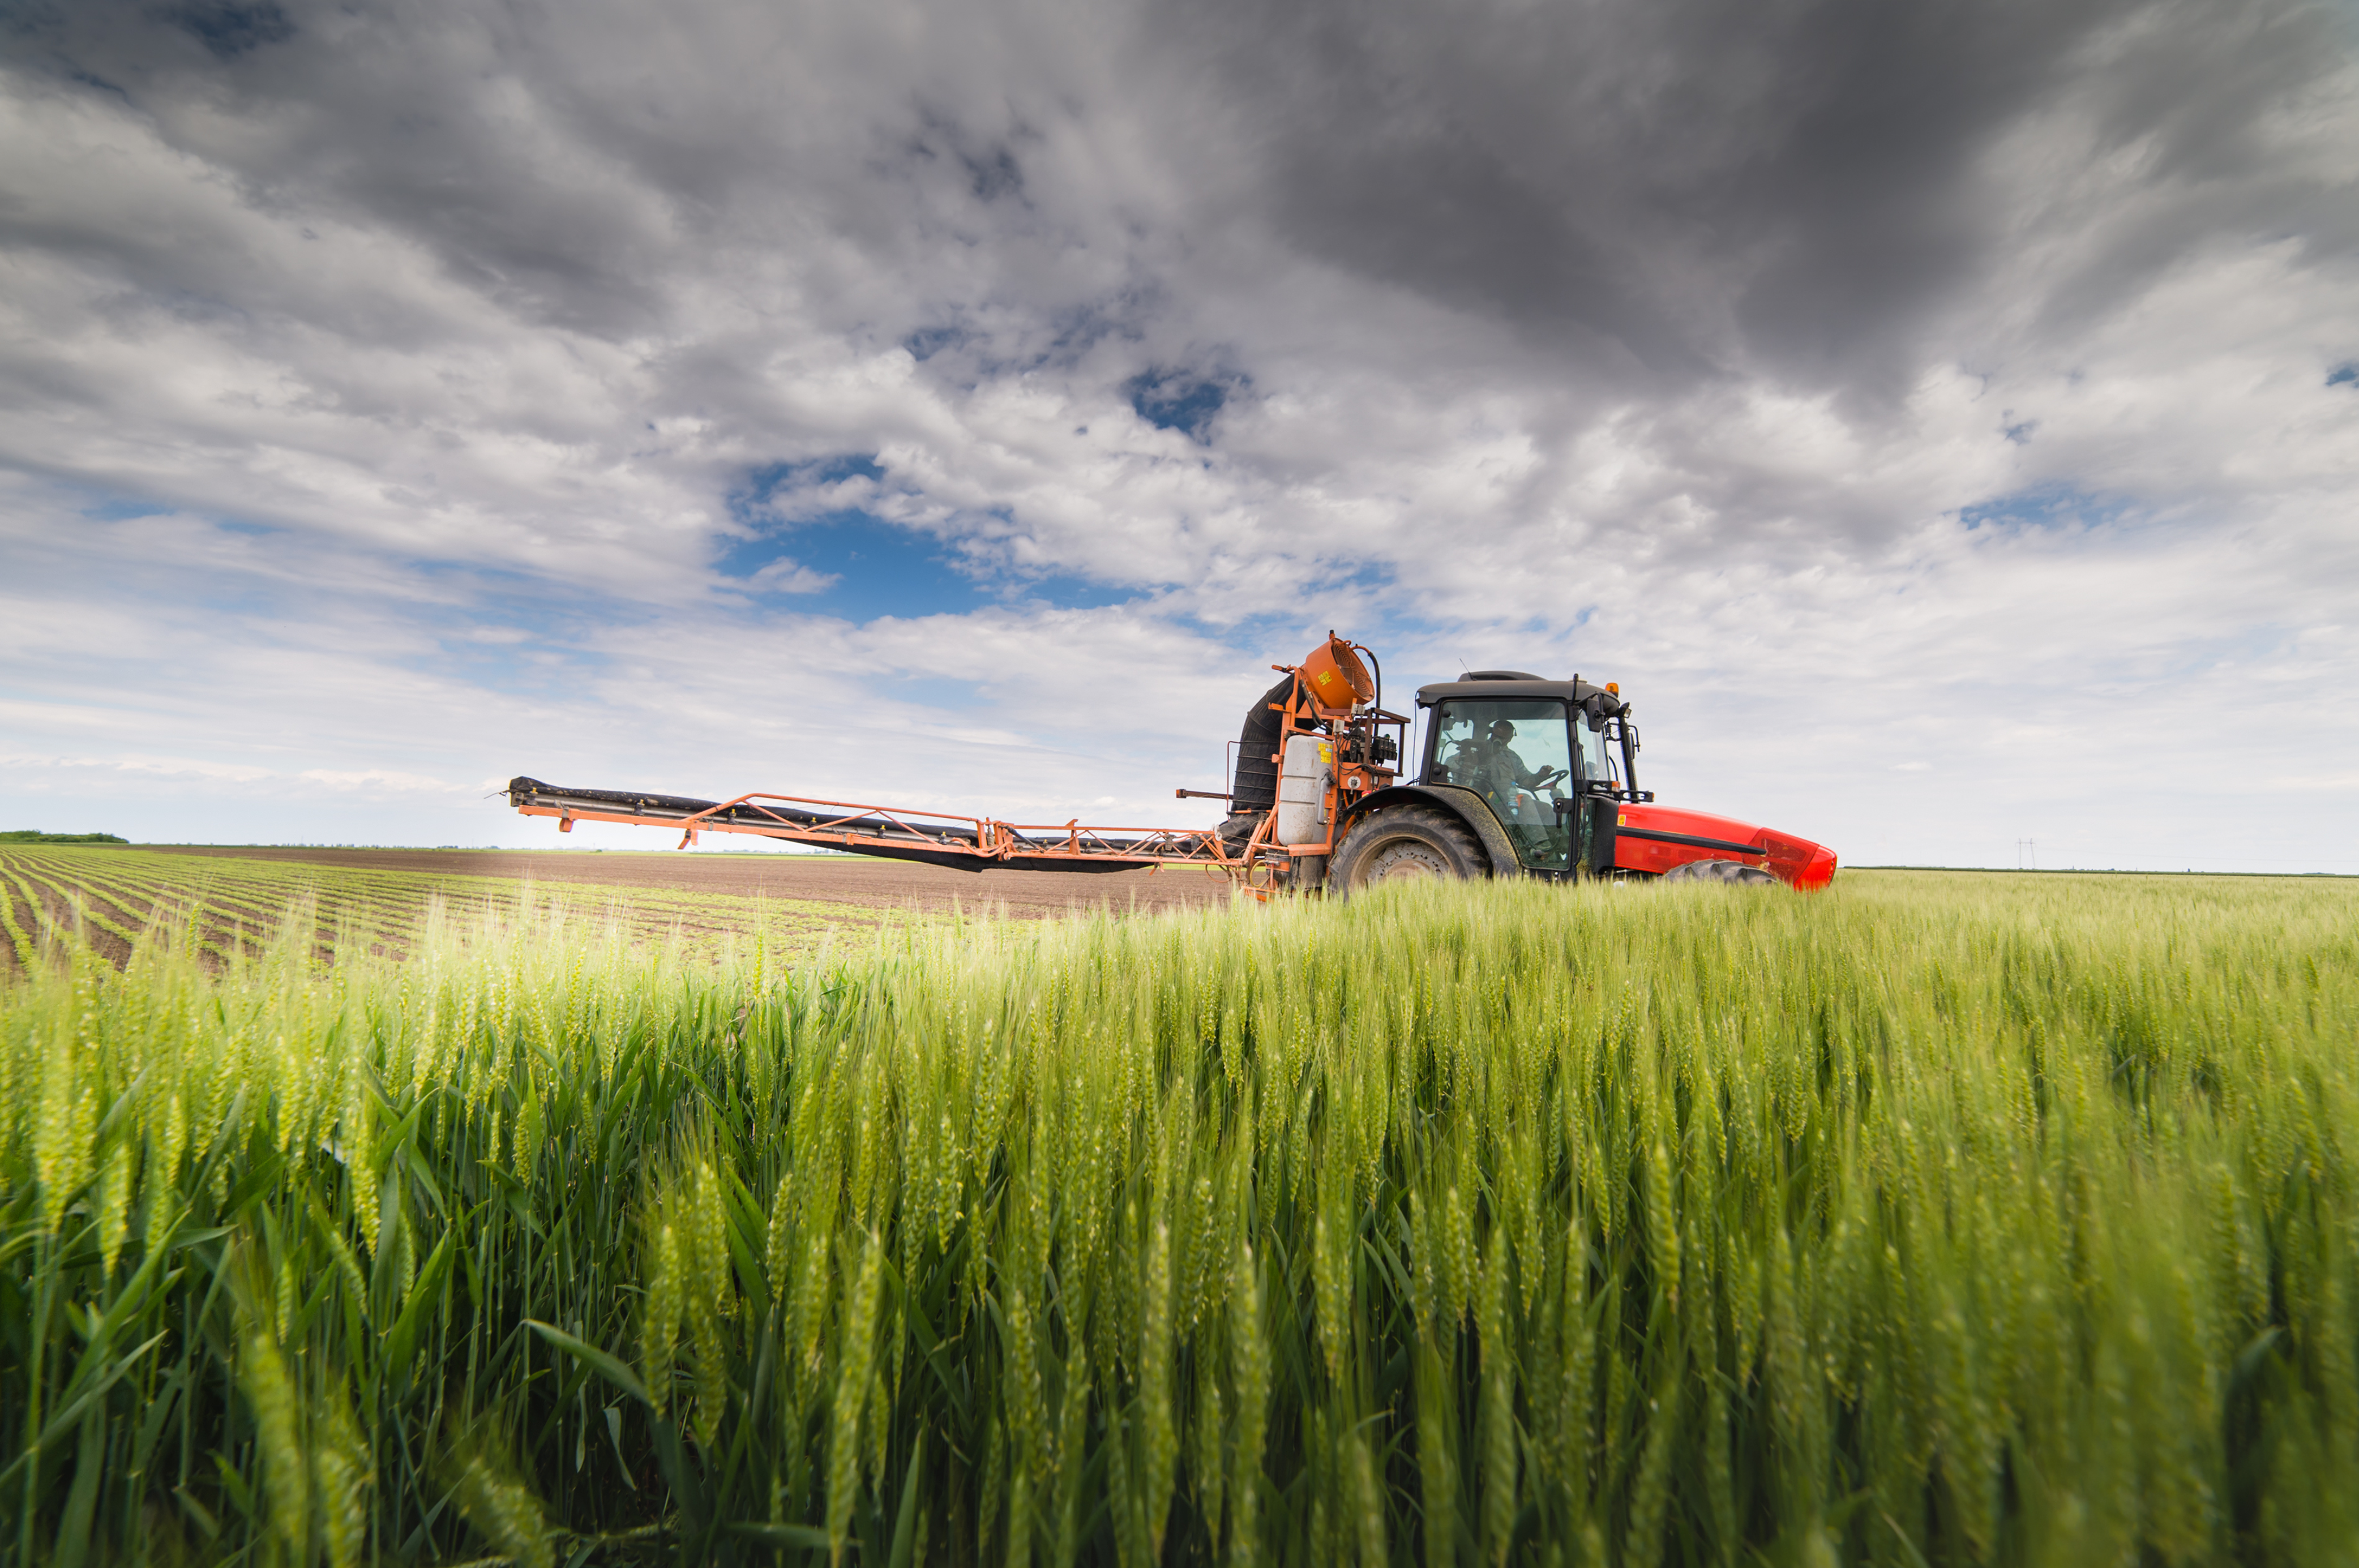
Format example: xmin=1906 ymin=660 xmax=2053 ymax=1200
xmin=505 ymin=778 xmax=1244 ymax=875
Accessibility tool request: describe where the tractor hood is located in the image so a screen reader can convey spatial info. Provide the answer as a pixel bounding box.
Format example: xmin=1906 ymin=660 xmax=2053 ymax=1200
xmin=1611 ymin=802 xmax=1839 ymax=890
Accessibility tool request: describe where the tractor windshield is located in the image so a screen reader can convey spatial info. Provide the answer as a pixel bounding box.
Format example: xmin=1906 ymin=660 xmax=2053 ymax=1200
xmin=1428 ymin=698 xmax=1574 ymax=871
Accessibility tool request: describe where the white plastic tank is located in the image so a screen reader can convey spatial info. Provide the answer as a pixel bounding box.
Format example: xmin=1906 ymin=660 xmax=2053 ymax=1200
xmin=1275 ymin=734 xmax=1333 ymax=846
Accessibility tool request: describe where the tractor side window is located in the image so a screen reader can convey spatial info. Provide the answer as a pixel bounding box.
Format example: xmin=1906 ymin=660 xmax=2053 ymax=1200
xmin=1429 ymin=699 xmax=1574 ymax=871
xmin=1577 ymin=716 xmax=1619 ymax=791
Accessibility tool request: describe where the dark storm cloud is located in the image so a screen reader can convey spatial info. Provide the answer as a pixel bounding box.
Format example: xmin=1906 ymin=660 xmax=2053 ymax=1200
xmin=5 ymin=1 xmax=703 ymax=341
xmin=168 ymin=2 xmax=294 ymax=59
xmin=13 ymin=0 xmax=2341 ymax=410
xmin=1170 ymin=0 xmax=2351 ymax=396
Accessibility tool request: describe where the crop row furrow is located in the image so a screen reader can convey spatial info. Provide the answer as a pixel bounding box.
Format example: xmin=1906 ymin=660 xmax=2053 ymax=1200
xmin=0 ymin=864 xmax=91 ymax=949
xmin=3 ymin=848 xmax=877 ymax=978
xmin=111 ymin=863 xmax=459 ymax=950
xmin=8 ymin=859 xmax=377 ymax=966
xmin=0 ymin=859 xmax=145 ymax=963
xmin=0 ymin=862 xmax=37 ymax=974
xmin=32 ymin=863 xmax=181 ymax=928
xmin=22 ymin=866 xmax=161 ymax=952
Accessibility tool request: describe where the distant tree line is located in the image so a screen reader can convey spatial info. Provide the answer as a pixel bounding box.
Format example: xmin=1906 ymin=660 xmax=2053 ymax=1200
xmin=0 ymin=830 xmax=128 ymax=844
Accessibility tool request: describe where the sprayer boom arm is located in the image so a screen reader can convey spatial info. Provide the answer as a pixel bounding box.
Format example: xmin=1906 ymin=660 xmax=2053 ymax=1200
xmin=506 ymin=777 xmax=1247 ymax=874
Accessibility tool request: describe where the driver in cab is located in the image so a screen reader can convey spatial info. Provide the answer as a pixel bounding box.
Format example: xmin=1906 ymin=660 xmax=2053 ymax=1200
xmin=1458 ymin=719 xmax=1552 ymax=805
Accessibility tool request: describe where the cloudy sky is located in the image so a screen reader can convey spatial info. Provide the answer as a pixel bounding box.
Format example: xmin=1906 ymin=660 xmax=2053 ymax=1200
xmin=3 ymin=0 xmax=2354 ymax=871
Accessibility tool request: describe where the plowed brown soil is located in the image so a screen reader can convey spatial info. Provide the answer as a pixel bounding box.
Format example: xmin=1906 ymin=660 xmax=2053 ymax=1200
xmin=131 ymin=846 xmax=1239 ymax=919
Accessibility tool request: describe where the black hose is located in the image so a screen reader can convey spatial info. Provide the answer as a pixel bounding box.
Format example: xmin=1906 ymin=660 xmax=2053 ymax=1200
xmin=1230 ymin=675 xmax=1295 ymax=812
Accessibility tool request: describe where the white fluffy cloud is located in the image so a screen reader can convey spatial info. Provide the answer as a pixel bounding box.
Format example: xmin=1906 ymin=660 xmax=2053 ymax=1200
xmin=2 ymin=0 xmax=2353 ymax=869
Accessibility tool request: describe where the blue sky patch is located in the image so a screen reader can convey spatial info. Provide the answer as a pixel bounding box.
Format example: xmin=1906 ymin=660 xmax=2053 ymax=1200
xmin=725 ymin=457 xmax=1148 ymax=620
xmin=728 ymin=517 xmax=1153 ymax=620
xmin=733 ymin=455 xmax=885 ymax=511
xmin=999 ymin=571 xmax=1136 ymax=612
xmin=904 ymin=325 xmax=965 ymax=362
xmin=81 ymin=496 xmax=172 ymax=521
xmin=1128 ymin=370 xmax=1234 ymax=444
xmin=1958 ymin=485 xmax=2129 ymax=533
xmin=726 ymin=514 xmax=980 ymax=620
xmin=2330 ymin=363 xmax=2357 ymax=387
xmin=727 ymin=458 xmax=990 ymax=620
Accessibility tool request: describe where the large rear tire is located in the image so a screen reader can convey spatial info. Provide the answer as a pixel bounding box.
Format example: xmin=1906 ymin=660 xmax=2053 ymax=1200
xmin=1329 ymin=804 xmax=1488 ymax=896
xmin=1658 ymin=857 xmax=1776 ymax=886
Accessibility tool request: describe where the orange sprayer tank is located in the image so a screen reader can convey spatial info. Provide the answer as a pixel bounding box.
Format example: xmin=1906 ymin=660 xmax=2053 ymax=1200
xmin=1300 ymin=633 xmax=1374 ymax=712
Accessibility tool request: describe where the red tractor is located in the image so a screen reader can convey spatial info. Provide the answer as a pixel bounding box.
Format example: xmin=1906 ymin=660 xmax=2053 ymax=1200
xmin=508 ymin=631 xmax=1835 ymax=892
xmin=1203 ymin=634 xmax=1837 ymax=893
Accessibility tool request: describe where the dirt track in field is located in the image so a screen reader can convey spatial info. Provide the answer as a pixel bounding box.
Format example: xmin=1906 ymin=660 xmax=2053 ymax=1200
xmin=129 ymin=846 xmax=1241 ymax=919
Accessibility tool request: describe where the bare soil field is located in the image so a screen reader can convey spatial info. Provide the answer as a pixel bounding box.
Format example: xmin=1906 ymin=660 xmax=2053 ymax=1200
xmin=130 ymin=845 xmax=1239 ymax=917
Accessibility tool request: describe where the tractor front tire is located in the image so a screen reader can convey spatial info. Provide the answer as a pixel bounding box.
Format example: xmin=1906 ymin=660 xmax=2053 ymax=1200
xmin=1658 ymin=857 xmax=1777 ymax=886
xmin=1329 ymin=805 xmax=1488 ymax=896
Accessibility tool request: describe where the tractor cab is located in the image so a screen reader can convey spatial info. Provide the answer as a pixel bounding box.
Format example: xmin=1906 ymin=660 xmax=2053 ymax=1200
xmin=1412 ymin=674 xmax=1644 ymax=876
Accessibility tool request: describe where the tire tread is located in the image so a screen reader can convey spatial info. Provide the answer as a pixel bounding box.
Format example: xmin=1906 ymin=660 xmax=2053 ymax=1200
xmin=1330 ymin=805 xmax=1489 ymax=895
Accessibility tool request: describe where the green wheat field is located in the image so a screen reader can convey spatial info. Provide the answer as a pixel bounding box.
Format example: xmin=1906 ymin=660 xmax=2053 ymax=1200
xmin=3 ymin=869 xmax=2356 ymax=1566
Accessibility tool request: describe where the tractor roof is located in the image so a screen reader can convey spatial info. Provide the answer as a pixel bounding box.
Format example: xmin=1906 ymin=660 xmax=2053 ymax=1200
xmin=1415 ymin=675 xmax=1629 ymax=718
